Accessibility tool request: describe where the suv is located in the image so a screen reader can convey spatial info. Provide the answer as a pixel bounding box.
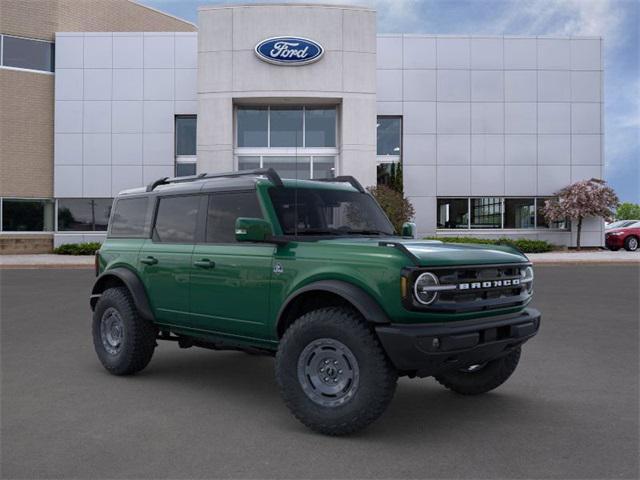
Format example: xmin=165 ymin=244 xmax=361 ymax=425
xmin=91 ymin=169 xmax=540 ymax=435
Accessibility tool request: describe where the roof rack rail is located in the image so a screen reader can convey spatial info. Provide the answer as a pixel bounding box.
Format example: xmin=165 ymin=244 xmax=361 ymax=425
xmin=315 ymin=175 xmax=365 ymax=193
xmin=145 ymin=168 xmax=283 ymax=192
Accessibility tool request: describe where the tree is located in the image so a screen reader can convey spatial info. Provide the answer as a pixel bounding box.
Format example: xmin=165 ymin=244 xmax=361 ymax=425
xmin=367 ymin=184 xmax=415 ymax=233
xmin=616 ymin=202 xmax=640 ymax=220
xmin=543 ymin=178 xmax=619 ymax=250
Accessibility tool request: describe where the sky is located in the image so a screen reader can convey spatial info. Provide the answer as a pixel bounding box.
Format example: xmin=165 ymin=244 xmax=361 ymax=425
xmin=140 ymin=0 xmax=639 ymax=203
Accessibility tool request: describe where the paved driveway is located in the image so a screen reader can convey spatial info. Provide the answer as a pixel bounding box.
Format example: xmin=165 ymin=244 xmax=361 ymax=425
xmin=1 ymin=266 xmax=638 ymax=479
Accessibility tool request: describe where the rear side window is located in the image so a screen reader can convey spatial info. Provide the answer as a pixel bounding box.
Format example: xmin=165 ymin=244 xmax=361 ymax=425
xmin=206 ymin=192 xmax=263 ymax=243
xmin=153 ymin=195 xmax=200 ymax=243
xmin=109 ymin=197 xmax=149 ymax=237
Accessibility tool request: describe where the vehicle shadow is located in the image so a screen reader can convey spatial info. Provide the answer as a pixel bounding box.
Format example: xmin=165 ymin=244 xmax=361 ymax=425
xmin=115 ymin=346 xmax=553 ymax=441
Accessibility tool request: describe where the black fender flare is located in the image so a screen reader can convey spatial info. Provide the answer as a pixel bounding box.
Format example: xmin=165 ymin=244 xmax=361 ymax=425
xmin=276 ymin=280 xmax=390 ymax=336
xmin=90 ymin=267 xmax=154 ymax=322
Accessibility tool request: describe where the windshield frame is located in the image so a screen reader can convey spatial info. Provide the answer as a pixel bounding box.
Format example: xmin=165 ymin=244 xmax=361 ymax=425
xmin=267 ymin=185 xmax=396 ymax=239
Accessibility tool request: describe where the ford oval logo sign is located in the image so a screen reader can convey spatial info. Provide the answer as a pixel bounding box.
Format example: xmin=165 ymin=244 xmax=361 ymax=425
xmin=255 ymin=37 xmax=324 ymax=66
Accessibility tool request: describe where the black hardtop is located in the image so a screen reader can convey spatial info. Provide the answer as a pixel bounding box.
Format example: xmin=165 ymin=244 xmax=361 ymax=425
xmin=114 ymin=168 xmax=364 ymax=199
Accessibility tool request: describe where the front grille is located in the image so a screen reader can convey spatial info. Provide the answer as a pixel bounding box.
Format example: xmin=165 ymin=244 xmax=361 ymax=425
xmin=408 ymin=264 xmax=532 ymax=313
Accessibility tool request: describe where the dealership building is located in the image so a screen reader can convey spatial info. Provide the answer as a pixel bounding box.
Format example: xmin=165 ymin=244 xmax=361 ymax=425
xmin=0 ymin=1 xmax=604 ymax=252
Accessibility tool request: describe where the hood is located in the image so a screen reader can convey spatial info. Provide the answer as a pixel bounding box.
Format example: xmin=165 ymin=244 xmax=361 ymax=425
xmin=318 ymin=237 xmax=529 ymax=267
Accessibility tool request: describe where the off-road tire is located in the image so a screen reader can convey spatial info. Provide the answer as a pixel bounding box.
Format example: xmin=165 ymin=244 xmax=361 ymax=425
xmin=624 ymin=236 xmax=638 ymax=251
xmin=92 ymin=287 xmax=157 ymax=375
xmin=434 ymin=348 xmax=521 ymax=395
xmin=275 ymin=307 xmax=398 ymax=436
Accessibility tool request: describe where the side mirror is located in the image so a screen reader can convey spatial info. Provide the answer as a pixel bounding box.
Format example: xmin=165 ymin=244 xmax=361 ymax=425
xmin=235 ymin=217 xmax=272 ymax=242
xmin=401 ymin=222 xmax=417 ymax=239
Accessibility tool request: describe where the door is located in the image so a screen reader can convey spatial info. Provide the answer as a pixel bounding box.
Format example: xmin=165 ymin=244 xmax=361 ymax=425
xmin=139 ymin=194 xmax=202 ymax=326
xmin=189 ymin=190 xmax=275 ymax=338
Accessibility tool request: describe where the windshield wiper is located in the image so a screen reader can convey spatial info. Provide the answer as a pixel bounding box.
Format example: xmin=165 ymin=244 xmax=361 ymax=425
xmin=295 ymin=228 xmax=343 ymax=235
xmin=343 ymin=230 xmax=389 ymax=236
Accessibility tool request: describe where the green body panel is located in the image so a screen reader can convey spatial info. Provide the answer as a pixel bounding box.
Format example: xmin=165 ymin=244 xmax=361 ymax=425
xmin=97 ymin=177 xmax=532 ymax=349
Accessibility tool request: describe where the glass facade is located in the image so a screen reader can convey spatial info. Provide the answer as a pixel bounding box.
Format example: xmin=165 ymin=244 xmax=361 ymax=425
xmin=437 ymin=197 xmax=569 ymax=230
xmin=1 ymin=199 xmax=54 ymax=231
xmin=1 ymin=35 xmax=54 ymax=73
xmin=235 ymin=105 xmax=338 ymax=179
xmin=175 ymin=115 xmax=197 ymax=177
xmin=57 ymin=198 xmax=112 ymax=231
xmin=437 ymin=198 xmax=469 ymax=229
xmin=376 ymin=117 xmax=402 ymax=190
xmin=377 ymin=117 xmax=402 ymax=156
xmin=504 ymin=198 xmax=535 ymax=229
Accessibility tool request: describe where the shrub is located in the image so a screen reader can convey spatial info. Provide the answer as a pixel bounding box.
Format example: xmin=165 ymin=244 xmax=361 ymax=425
xmin=367 ymin=184 xmax=415 ymax=233
xmin=425 ymin=236 xmax=555 ymax=254
xmin=53 ymin=242 xmax=102 ymax=255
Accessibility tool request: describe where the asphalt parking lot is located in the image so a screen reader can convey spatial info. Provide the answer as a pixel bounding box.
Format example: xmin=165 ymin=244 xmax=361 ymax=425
xmin=1 ymin=266 xmax=638 ymax=479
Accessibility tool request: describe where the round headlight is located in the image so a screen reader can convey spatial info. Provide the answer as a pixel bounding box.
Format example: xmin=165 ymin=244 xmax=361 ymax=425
xmin=521 ymin=266 xmax=534 ymax=292
xmin=414 ymin=272 xmax=440 ymax=305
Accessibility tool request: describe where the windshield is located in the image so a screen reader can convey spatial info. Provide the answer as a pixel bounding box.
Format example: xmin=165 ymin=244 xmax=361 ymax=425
xmin=269 ymin=187 xmax=395 ymax=236
xmin=607 ymin=220 xmax=636 ymax=229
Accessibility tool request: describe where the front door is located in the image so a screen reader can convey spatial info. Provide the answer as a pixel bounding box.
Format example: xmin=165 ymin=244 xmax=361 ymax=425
xmin=189 ymin=191 xmax=274 ymax=339
xmin=139 ymin=194 xmax=202 ymax=326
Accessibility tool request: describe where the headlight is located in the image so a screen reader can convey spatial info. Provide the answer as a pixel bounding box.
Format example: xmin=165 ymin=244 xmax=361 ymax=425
xmin=520 ymin=266 xmax=534 ymax=293
xmin=608 ymin=231 xmax=624 ymax=236
xmin=414 ymin=272 xmax=440 ymax=305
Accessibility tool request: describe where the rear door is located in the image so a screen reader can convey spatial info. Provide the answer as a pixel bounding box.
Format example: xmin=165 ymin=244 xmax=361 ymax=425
xmin=139 ymin=194 xmax=203 ymax=326
xmin=189 ymin=190 xmax=275 ymax=338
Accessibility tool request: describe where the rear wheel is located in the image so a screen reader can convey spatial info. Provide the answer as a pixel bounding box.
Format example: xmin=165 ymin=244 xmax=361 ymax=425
xmin=434 ymin=348 xmax=521 ymax=395
xmin=275 ymin=307 xmax=397 ymax=436
xmin=92 ymin=287 xmax=157 ymax=375
xmin=624 ymin=236 xmax=638 ymax=251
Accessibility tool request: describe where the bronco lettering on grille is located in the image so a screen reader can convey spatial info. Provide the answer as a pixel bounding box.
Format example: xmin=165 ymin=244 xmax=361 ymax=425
xmin=458 ymin=278 xmax=521 ymax=290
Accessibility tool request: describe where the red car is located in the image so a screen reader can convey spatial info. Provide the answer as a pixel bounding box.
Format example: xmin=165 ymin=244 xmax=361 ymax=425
xmin=605 ymin=221 xmax=640 ymax=251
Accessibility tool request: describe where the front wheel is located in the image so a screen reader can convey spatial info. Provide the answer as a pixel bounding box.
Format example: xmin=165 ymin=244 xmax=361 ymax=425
xmin=434 ymin=348 xmax=521 ymax=395
xmin=624 ymin=236 xmax=638 ymax=251
xmin=275 ymin=307 xmax=398 ymax=436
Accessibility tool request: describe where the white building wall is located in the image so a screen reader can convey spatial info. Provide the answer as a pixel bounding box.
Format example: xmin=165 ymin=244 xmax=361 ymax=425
xmin=53 ymin=31 xmax=197 ymax=246
xmin=377 ymin=35 xmax=604 ymax=246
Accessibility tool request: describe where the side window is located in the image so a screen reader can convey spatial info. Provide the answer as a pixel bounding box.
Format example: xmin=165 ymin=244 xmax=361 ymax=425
xmin=109 ymin=197 xmax=149 ymax=237
xmin=153 ymin=195 xmax=200 ymax=243
xmin=206 ymin=191 xmax=263 ymax=243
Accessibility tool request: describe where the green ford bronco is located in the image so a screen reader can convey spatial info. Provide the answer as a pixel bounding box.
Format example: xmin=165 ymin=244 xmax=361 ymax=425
xmin=90 ymin=168 xmax=540 ymax=435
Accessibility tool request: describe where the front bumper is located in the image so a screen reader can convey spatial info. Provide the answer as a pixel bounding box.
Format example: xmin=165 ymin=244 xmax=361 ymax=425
xmin=375 ymin=308 xmax=541 ymax=377
xmin=605 ymin=235 xmax=624 ymax=248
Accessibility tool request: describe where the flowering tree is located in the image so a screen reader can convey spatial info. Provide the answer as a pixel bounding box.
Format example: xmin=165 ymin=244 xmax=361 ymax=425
xmin=543 ymin=178 xmax=619 ymax=250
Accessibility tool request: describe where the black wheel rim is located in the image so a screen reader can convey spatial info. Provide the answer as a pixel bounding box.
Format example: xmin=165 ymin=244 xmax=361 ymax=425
xmin=100 ymin=307 xmax=124 ymax=355
xmin=297 ymin=338 xmax=360 ymax=407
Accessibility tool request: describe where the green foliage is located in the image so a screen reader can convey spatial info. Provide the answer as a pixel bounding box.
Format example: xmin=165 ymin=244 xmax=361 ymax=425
xmin=53 ymin=242 xmax=102 ymax=255
xmin=425 ymin=236 xmax=555 ymax=253
xmin=368 ymin=184 xmax=415 ymax=233
xmin=616 ymin=202 xmax=640 ymax=220
xmin=376 ymin=162 xmax=403 ymax=193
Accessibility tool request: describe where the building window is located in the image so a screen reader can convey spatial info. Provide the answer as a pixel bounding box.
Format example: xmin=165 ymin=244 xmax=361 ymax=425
xmin=437 ymin=198 xmax=469 ymax=229
xmin=471 ymin=197 xmax=502 ymax=229
xmin=175 ymin=115 xmax=196 ymax=177
xmin=1 ymin=35 xmax=54 ymax=73
xmin=436 ymin=197 xmax=569 ymax=230
xmin=536 ymin=198 xmax=569 ymax=229
xmin=1 ymin=198 xmax=54 ymax=232
xmin=504 ymin=198 xmax=535 ymax=229
xmin=376 ymin=117 xmax=402 ymax=190
xmin=235 ymin=105 xmax=338 ymax=179
xmin=57 ymin=198 xmax=112 ymax=232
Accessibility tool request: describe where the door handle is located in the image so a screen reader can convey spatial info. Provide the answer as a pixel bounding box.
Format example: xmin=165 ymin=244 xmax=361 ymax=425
xmin=140 ymin=256 xmax=158 ymax=265
xmin=193 ymin=258 xmax=215 ymax=269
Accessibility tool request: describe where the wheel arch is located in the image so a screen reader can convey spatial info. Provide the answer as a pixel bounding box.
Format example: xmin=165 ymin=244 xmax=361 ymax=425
xmin=90 ymin=267 xmax=154 ymax=322
xmin=276 ymin=280 xmax=390 ymax=338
